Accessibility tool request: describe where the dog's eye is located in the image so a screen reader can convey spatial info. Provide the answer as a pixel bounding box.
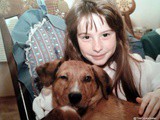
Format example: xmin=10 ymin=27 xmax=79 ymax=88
xmin=59 ymin=75 xmax=68 ymax=80
xmin=83 ymin=75 xmax=91 ymax=82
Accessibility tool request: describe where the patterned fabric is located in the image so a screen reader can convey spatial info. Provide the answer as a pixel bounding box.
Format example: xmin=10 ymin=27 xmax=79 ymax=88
xmin=11 ymin=9 xmax=66 ymax=100
xmin=25 ymin=18 xmax=65 ymax=79
xmin=22 ymin=0 xmax=39 ymax=10
xmin=0 ymin=0 xmax=10 ymax=15
xmin=45 ymin=0 xmax=69 ymax=18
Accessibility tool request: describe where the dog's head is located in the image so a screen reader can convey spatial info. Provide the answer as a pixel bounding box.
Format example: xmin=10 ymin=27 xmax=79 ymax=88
xmin=36 ymin=60 xmax=112 ymax=110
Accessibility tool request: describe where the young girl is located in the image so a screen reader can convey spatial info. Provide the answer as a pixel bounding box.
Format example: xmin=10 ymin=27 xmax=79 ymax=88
xmin=64 ymin=0 xmax=160 ymax=119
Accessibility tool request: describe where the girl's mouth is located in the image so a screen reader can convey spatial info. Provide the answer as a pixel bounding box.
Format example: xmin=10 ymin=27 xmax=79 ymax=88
xmin=92 ymin=54 xmax=105 ymax=60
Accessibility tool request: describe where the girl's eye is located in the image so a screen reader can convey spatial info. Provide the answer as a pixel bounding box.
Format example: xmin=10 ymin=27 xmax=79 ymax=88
xmin=102 ymin=33 xmax=109 ymax=37
xmin=82 ymin=36 xmax=90 ymax=39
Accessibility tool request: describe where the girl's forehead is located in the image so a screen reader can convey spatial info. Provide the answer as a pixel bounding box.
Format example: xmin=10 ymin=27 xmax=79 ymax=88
xmin=77 ymin=14 xmax=110 ymax=33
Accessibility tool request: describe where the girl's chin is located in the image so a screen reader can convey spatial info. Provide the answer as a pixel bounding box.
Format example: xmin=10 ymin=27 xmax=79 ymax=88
xmin=91 ymin=60 xmax=106 ymax=66
xmin=83 ymin=55 xmax=108 ymax=66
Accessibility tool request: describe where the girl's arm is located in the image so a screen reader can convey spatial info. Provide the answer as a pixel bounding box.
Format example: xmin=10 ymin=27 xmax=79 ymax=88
xmin=135 ymin=58 xmax=160 ymax=119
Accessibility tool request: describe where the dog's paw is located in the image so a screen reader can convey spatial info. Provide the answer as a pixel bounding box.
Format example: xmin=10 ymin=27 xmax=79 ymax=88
xmin=41 ymin=106 xmax=81 ymax=120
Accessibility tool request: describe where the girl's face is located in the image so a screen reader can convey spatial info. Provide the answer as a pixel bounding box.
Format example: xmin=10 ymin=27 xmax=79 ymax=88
xmin=77 ymin=14 xmax=117 ymax=66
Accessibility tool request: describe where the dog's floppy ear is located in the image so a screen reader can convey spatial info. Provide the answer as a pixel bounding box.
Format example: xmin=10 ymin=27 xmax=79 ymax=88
xmin=36 ymin=59 xmax=63 ymax=87
xmin=92 ymin=65 xmax=112 ymax=99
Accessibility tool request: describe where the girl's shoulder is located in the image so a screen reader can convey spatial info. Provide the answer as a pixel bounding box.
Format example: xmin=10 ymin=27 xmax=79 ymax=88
xmin=130 ymin=53 xmax=160 ymax=69
xmin=130 ymin=53 xmax=144 ymax=62
xmin=129 ymin=53 xmax=160 ymax=79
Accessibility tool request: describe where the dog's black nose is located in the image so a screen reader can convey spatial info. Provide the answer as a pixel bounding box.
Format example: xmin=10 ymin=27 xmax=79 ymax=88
xmin=68 ymin=92 xmax=82 ymax=105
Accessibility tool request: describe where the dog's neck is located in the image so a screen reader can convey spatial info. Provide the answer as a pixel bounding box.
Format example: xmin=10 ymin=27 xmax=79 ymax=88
xmin=77 ymin=88 xmax=104 ymax=117
xmin=88 ymin=88 xmax=104 ymax=108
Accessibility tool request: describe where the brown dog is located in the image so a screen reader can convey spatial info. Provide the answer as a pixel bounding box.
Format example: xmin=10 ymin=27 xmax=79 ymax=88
xmin=36 ymin=60 xmax=140 ymax=120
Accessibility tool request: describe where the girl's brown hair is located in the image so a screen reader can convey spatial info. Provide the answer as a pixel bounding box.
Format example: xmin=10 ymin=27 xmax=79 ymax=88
xmin=64 ymin=0 xmax=140 ymax=103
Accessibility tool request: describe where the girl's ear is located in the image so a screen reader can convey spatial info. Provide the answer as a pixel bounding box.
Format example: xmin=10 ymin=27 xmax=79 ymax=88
xmin=92 ymin=65 xmax=112 ymax=99
xmin=36 ymin=59 xmax=63 ymax=87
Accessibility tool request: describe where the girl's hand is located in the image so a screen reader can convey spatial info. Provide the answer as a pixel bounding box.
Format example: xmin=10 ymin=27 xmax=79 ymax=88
xmin=136 ymin=89 xmax=160 ymax=119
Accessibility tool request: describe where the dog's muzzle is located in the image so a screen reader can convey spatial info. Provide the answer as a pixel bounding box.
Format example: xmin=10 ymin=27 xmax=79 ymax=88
xmin=68 ymin=92 xmax=82 ymax=105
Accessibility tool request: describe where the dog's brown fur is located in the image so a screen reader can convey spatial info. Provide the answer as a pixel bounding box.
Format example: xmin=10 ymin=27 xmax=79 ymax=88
xmin=36 ymin=60 xmax=140 ymax=120
xmin=41 ymin=106 xmax=81 ymax=120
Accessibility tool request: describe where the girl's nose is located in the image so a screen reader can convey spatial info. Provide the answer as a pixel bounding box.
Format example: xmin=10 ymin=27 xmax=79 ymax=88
xmin=92 ymin=38 xmax=102 ymax=53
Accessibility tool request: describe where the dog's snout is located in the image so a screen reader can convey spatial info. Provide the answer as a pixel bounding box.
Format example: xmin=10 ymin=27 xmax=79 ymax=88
xmin=68 ymin=92 xmax=82 ymax=105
